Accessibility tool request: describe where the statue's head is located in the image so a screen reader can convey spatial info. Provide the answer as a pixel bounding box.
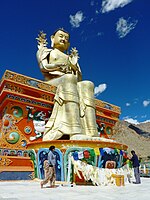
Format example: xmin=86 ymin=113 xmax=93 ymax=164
xmin=51 ymin=28 xmax=70 ymax=52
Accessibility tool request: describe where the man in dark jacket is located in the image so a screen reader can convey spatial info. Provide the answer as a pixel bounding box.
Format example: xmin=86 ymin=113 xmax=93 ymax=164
xmin=130 ymin=150 xmax=141 ymax=184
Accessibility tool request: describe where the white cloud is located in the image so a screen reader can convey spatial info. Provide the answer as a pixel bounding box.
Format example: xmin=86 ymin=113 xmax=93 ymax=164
xmin=126 ymin=103 xmax=130 ymax=106
xmin=123 ymin=116 xmax=150 ymax=124
xmin=116 ymin=17 xmax=138 ymax=38
xmin=141 ymin=120 xmax=150 ymax=123
xmin=143 ymin=100 xmax=150 ymax=107
xmin=141 ymin=115 xmax=147 ymax=118
xmin=124 ymin=118 xmax=139 ymax=125
xmin=94 ymin=83 xmax=107 ymax=97
xmin=69 ymin=11 xmax=85 ymax=28
xmin=101 ymin=0 xmax=133 ymax=13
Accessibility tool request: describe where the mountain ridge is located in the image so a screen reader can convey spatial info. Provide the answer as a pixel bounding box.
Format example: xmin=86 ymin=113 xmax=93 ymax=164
xmin=111 ymin=120 xmax=150 ymax=158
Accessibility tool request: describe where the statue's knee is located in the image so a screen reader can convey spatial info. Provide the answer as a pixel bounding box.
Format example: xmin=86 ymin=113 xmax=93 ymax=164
xmin=63 ymin=74 xmax=77 ymax=84
xmin=77 ymin=81 xmax=95 ymax=96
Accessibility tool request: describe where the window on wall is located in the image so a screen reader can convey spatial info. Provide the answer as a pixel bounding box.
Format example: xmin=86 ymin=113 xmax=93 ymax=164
xmin=96 ymin=116 xmax=115 ymax=125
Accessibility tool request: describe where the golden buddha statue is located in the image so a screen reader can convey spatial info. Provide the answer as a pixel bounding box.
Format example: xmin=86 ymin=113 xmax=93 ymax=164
xmin=36 ymin=28 xmax=98 ymax=140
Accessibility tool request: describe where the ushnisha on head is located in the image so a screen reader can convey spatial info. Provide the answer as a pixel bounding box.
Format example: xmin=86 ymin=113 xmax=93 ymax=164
xmin=51 ymin=28 xmax=70 ymax=52
xmin=49 ymin=145 xmax=55 ymax=151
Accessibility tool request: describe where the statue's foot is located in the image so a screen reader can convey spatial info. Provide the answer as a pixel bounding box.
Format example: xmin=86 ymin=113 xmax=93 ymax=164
xmin=92 ymin=137 xmax=115 ymax=142
xmin=70 ymin=134 xmax=92 ymax=140
xmin=70 ymin=135 xmax=115 ymax=142
xmin=70 ymin=135 xmax=99 ymax=141
xmin=43 ymin=130 xmax=63 ymax=141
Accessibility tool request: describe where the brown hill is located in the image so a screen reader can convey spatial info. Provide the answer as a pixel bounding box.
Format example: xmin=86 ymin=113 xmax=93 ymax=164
xmin=137 ymin=122 xmax=150 ymax=133
xmin=111 ymin=120 xmax=150 ymax=159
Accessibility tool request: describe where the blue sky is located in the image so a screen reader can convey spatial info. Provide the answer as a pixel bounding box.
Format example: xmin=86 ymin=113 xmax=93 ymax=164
xmin=0 ymin=0 xmax=149 ymax=124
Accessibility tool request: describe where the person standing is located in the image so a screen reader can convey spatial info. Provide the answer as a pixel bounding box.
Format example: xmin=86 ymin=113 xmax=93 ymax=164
xmin=40 ymin=145 xmax=56 ymax=188
xmin=130 ymin=150 xmax=141 ymax=184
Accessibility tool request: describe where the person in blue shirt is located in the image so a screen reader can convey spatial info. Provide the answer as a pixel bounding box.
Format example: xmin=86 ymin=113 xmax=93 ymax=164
xmin=130 ymin=150 xmax=141 ymax=184
xmin=41 ymin=146 xmax=56 ymax=188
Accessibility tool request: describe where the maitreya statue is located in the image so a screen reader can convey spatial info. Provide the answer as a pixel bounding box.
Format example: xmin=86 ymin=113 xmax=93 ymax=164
xmin=36 ymin=28 xmax=98 ymax=141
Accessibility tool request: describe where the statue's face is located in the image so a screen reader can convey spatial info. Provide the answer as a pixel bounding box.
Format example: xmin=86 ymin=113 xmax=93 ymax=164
xmin=52 ymin=30 xmax=70 ymax=52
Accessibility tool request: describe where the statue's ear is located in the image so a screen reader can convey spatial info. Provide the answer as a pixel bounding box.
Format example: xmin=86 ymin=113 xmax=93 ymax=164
xmin=51 ymin=35 xmax=54 ymax=47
